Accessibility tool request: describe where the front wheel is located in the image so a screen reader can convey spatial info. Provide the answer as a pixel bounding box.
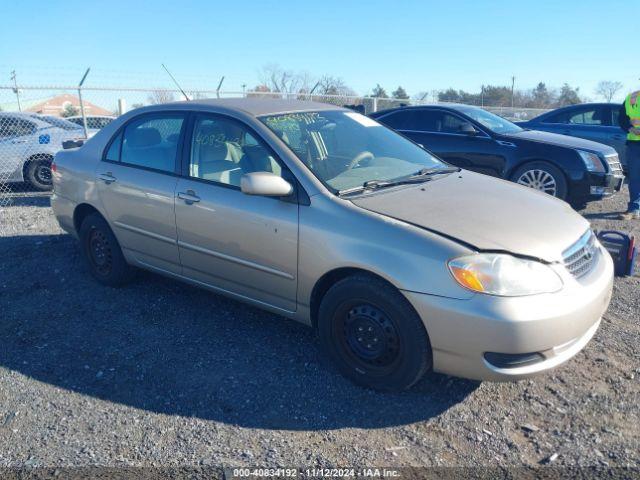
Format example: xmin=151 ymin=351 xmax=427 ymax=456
xmin=318 ymin=274 xmax=432 ymax=391
xmin=511 ymin=161 xmax=568 ymax=200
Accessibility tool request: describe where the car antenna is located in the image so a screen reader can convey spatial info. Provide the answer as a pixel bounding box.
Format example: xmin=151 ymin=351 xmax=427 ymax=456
xmin=161 ymin=64 xmax=190 ymax=101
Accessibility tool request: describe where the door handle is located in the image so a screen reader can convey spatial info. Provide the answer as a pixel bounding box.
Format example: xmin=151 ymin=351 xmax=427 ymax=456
xmin=98 ymin=172 xmax=116 ymax=184
xmin=177 ymin=190 xmax=200 ymax=204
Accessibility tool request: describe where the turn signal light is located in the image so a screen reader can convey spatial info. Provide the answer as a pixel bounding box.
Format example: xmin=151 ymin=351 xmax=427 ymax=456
xmin=449 ymin=266 xmax=485 ymax=292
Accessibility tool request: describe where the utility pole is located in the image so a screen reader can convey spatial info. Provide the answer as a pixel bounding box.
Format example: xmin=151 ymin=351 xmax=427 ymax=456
xmin=241 ymin=83 xmax=246 ymax=97
xmin=10 ymin=70 xmax=21 ymax=111
xmin=481 ymin=85 xmax=485 ymax=107
xmin=511 ymin=76 xmax=515 ymax=109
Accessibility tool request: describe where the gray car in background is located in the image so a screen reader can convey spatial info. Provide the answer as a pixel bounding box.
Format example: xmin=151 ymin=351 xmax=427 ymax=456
xmin=51 ymin=99 xmax=614 ymax=391
xmin=518 ymin=103 xmax=628 ymax=169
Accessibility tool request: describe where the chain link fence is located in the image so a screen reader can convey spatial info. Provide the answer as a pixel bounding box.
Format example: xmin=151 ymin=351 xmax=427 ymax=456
xmin=0 ymin=84 xmax=549 ymax=208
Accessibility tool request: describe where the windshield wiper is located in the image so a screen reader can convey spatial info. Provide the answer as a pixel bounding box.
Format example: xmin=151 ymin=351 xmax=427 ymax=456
xmin=410 ymin=166 xmax=461 ymax=177
xmin=338 ymin=167 xmax=461 ymax=196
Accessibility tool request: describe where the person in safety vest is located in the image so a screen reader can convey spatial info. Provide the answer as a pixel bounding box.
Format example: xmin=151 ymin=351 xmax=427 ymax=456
xmin=619 ymin=90 xmax=640 ymax=219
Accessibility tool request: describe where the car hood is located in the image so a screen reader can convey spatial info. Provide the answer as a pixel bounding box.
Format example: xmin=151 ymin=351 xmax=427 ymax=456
xmin=505 ymin=129 xmax=616 ymax=154
xmin=350 ymin=170 xmax=589 ymax=262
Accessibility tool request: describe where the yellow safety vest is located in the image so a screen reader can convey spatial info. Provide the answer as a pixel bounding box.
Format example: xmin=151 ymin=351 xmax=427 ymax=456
xmin=625 ymin=91 xmax=640 ymax=141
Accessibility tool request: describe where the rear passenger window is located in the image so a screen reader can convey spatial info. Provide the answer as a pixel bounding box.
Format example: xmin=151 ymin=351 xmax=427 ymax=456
xmin=105 ymin=132 xmax=122 ymax=161
xmin=378 ymin=110 xmax=441 ymax=132
xmin=119 ymin=115 xmax=185 ymax=173
xmin=189 ymin=115 xmax=282 ymax=187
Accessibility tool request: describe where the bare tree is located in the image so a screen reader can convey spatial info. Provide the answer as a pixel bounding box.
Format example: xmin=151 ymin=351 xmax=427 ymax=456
xmin=147 ymin=90 xmax=176 ymax=105
xmin=595 ymin=81 xmax=623 ymax=102
xmin=258 ymin=64 xmax=308 ymax=94
xmin=315 ymin=75 xmax=355 ymax=96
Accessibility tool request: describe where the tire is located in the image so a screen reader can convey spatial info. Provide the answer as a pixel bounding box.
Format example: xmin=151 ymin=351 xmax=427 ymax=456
xmin=25 ymin=159 xmax=53 ymax=191
xmin=79 ymin=213 xmax=134 ymax=286
xmin=511 ymin=161 xmax=568 ymax=200
xmin=318 ymin=274 xmax=432 ymax=391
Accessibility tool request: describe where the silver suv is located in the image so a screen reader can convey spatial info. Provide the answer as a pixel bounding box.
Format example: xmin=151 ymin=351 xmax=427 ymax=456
xmin=51 ymin=99 xmax=614 ymax=391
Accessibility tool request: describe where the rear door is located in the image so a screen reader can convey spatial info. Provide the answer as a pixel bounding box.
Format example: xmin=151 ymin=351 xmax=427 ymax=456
xmin=541 ymin=105 xmax=611 ymax=143
xmin=96 ymin=113 xmax=185 ymax=274
xmin=174 ymin=113 xmax=299 ymax=312
xmin=379 ymin=109 xmax=507 ymax=177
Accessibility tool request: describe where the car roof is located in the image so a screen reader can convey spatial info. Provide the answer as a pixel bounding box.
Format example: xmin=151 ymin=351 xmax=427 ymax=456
xmin=162 ymin=97 xmax=346 ymax=116
xmin=0 ymin=111 xmax=54 ymax=128
xmin=370 ymin=103 xmax=474 ymax=117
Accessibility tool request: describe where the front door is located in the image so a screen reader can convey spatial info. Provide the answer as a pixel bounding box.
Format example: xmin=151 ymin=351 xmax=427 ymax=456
xmin=387 ymin=108 xmax=507 ymax=177
xmin=174 ymin=113 xmax=299 ymax=312
xmin=96 ymin=113 xmax=186 ymax=274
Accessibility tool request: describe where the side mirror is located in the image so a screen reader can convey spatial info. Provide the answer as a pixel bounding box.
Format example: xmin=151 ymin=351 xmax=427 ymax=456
xmin=241 ymin=172 xmax=293 ymax=197
xmin=459 ymin=123 xmax=478 ymax=135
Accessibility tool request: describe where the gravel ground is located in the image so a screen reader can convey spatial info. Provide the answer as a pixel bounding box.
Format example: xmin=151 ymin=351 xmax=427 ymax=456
xmin=0 ymin=186 xmax=638 ymax=473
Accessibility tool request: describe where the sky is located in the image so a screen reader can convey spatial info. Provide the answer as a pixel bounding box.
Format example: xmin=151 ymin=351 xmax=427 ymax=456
xmin=1 ymin=0 xmax=638 ymax=101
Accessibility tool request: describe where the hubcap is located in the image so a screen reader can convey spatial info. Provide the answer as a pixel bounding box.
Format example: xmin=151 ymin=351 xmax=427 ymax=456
xmin=343 ymin=304 xmax=400 ymax=367
xmin=35 ymin=164 xmax=52 ymax=185
xmin=516 ymin=169 xmax=557 ymax=196
xmin=88 ymin=229 xmax=112 ymax=275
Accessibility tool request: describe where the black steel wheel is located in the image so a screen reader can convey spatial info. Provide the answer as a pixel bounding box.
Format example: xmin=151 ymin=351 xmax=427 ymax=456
xmin=79 ymin=213 xmax=134 ymax=286
xmin=318 ymin=274 xmax=432 ymax=391
xmin=340 ymin=303 xmax=402 ymax=374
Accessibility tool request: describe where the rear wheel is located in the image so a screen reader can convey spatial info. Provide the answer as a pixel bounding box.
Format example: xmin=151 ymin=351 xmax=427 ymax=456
xmin=79 ymin=213 xmax=134 ymax=286
xmin=318 ymin=274 xmax=432 ymax=391
xmin=511 ymin=161 xmax=567 ymax=200
xmin=25 ymin=159 xmax=53 ymax=191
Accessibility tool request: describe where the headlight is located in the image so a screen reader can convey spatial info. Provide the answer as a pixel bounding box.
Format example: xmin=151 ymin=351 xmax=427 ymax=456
xmin=577 ymin=150 xmax=605 ymax=172
xmin=448 ymin=253 xmax=563 ymax=296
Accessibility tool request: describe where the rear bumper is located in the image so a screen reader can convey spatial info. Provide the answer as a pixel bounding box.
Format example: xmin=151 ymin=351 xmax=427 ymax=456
xmin=51 ymin=193 xmax=77 ymax=237
xmin=402 ymin=245 xmax=614 ymax=381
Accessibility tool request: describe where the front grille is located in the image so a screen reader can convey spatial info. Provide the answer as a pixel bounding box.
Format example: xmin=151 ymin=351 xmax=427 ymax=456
xmin=563 ymin=230 xmax=599 ymax=278
xmin=604 ymin=154 xmax=624 ymax=175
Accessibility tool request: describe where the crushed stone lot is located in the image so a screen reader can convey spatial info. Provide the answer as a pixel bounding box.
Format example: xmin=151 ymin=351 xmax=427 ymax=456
xmin=0 ymin=187 xmax=638 ymax=471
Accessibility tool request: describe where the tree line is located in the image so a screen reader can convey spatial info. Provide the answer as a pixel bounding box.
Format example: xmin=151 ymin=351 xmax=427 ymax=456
xmin=247 ymin=65 xmax=626 ymax=109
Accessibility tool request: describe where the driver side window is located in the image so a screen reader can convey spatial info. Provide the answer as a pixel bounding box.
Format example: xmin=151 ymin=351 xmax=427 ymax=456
xmin=189 ymin=115 xmax=282 ymax=188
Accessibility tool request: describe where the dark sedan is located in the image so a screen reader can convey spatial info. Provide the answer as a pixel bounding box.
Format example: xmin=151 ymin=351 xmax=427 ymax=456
xmin=370 ymin=104 xmax=624 ymax=208
xmin=517 ymin=103 xmax=628 ymax=169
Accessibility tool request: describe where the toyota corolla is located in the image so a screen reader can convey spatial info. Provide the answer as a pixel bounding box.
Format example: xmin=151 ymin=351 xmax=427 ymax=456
xmin=51 ymin=99 xmax=614 ymax=391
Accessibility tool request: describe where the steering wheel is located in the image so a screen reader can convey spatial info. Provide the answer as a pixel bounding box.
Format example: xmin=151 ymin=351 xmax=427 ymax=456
xmin=347 ymin=151 xmax=374 ymax=170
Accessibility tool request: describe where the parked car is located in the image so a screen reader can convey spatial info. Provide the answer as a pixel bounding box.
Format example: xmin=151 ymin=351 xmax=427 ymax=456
xmin=29 ymin=114 xmax=84 ymax=133
xmin=516 ymin=103 xmax=628 ymax=169
xmin=52 ymin=99 xmax=613 ymax=391
xmin=66 ymin=115 xmax=115 ymax=134
xmin=370 ymin=104 xmax=624 ymax=208
xmin=0 ymin=112 xmax=85 ymax=190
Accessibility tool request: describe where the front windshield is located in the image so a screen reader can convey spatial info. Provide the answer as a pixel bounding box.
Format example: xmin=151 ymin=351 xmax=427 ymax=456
xmin=40 ymin=116 xmax=82 ymax=131
xmin=260 ymin=111 xmax=447 ymax=192
xmin=458 ymin=107 xmax=523 ymax=135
